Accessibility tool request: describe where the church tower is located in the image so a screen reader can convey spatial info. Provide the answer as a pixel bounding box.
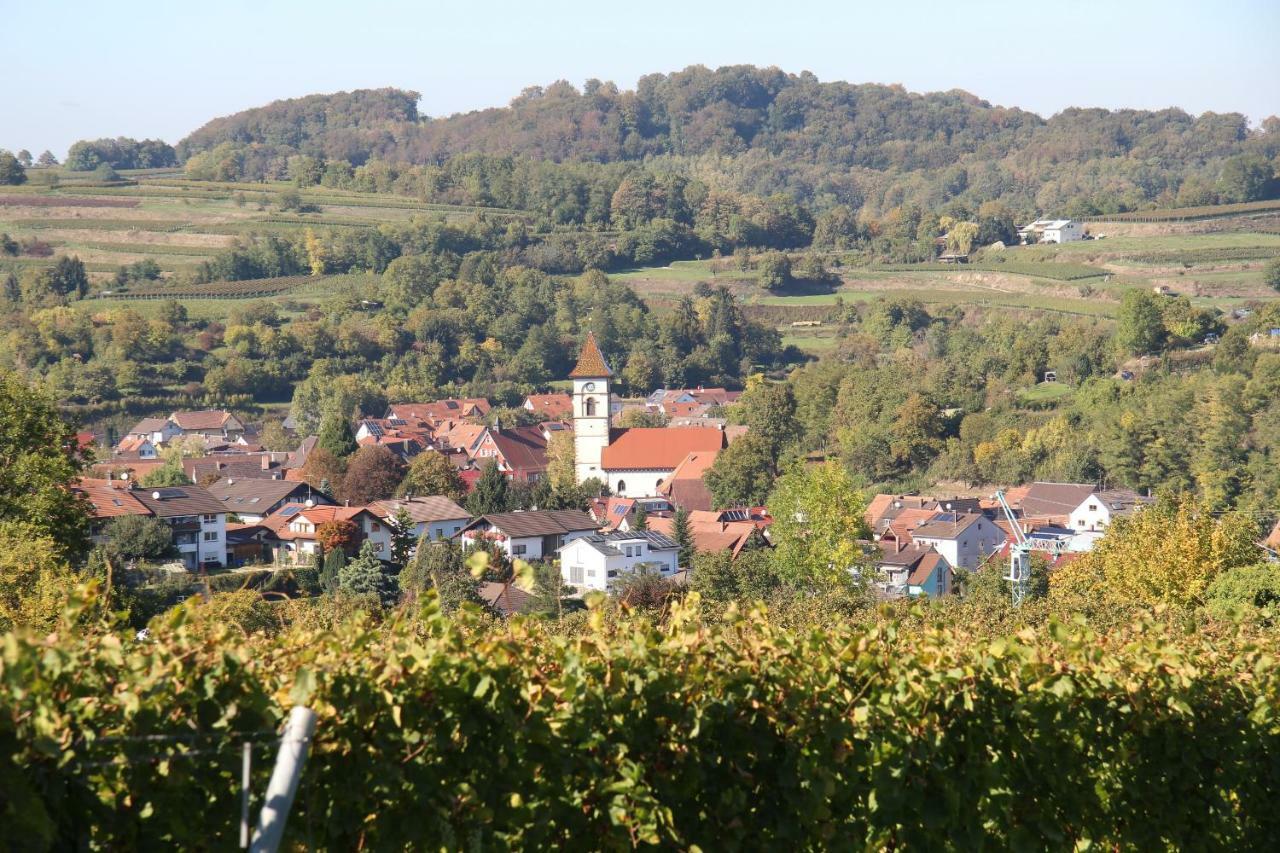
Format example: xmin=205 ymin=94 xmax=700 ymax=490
xmin=570 ymin=331 xmax=612 ymax=484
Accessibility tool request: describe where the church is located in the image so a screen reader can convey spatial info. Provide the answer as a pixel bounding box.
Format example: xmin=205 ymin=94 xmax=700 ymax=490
xmin=571 ymin=333 xmax=726 ymax=497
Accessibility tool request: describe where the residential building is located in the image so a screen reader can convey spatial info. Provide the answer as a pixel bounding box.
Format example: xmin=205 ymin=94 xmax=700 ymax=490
xmin=647 ymin=508 xmax=770 ymax=558
xmin=471 ymin=422 xmax=553 ymax=482
xmin=588 ymin=496 xmax=674 ymax=531
xmin=170 ymin=409 xmax=246 ymax=441
xmin=557 ymin=530 xmax=680 ymax=591
xmin=1015 ymin=482 xmax=1102 ymax=526
xmin=658 ymin=450 xmax=720 ymax=512
xmin=185 ymin=453 xmax=288 ymax=484
xmin=259 ymin=503 xmax=392 ymax=564
xmin=74 ymin=477 xmax=154 ymax=545
xmin=458 ymin=510 xmax=599 ymax=560
xmin=522 ymin=393 xmax=573 ymax=421
xmin=132 ymin=485 xmax=228 ymax=570
xmin=908 ymin=511 xmax=1004 ymax=571
xmin=1018 ymin=218 xmax=1085 ymax=244
xmin=1067 ymin=489 xmax=1152 ymax=531
xmin=209 ymin=478 xmax=332 ymax=523
xmin=122 ymin=416 xmax=179 ymax=447
xmin=367 ymin=496 xmax=471 ymax=541
xmin=385 ymin=398 xmax=491 ymax=425
xmin=479 ymin=580 xmax=536 ymax=616
xmin=114 ymin=436 xmax=160 ymax=459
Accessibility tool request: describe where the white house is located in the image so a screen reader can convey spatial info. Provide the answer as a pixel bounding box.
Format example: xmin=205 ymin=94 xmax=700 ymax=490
xmin=368 ymin=496 xmax=471 ymax=542
xmin=1067 ymin=489 xmax=1152 ymax=532
xmin=909 ymin=512 xmax=1005 ymax=571
xmin=133 ymin=485 xmax=228 ymax=570
xmin=557 ymin=530 xmax=680 ymax=592
xmin=1018 ymin=218 xmax=1085 ymax=244
xmin=458 ymin=509 xmax=599 ymax=561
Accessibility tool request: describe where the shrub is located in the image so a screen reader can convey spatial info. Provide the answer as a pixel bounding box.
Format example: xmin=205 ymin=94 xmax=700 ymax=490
xmin=1 ymin=596 xmax=1277 ymax=849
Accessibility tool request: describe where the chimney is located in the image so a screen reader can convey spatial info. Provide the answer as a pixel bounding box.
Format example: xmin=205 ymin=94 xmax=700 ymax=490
xmin=895 ymin=534 xmax=903 ymax=554
xmin=261 ymin=455 xmax=270 ymax=470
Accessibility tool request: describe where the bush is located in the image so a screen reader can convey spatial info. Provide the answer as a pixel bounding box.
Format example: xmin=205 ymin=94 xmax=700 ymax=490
xmin=1 ymin=596 xmax=1277 ymax=849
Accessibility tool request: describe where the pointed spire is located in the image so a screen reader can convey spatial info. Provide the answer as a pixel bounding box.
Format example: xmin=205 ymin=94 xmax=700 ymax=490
xmin=569 ymin=331 xmax=613 ymax=378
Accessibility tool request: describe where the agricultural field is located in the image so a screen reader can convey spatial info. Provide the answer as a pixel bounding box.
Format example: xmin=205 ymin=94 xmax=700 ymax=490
xmin=0 ymin=170 xmax=523 ymax=288
xmin=619 ymin=215 xmax=1280 ymax=356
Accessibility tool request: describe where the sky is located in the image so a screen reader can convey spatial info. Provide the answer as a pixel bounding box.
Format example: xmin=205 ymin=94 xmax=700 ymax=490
xmin=2 ymin=0 xmax=1277 ymax=157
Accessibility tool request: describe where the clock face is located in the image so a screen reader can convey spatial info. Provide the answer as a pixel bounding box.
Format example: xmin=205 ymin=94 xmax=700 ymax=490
xmin=583 ymin=382 xmax=596 ymax=392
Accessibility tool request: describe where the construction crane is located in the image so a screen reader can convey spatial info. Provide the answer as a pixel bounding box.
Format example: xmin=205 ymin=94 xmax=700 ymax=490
xmin=994 ymin=490 xmax=1030 ymax=607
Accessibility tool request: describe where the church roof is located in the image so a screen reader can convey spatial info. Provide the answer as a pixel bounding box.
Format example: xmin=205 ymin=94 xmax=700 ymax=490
xmin=602 ymin=427 xmax=726 ymax=472
xmin=569 ymin=332 xmax=612 ymax=378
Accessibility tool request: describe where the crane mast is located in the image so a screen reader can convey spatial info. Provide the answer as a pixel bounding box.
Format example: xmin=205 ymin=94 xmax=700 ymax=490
xmin=994 ymin=490 xmax=1030 ymax=607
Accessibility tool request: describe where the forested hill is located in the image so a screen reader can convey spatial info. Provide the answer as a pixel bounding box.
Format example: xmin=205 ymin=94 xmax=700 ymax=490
xmin=174 ymin=65 xmax=1280 ymax=216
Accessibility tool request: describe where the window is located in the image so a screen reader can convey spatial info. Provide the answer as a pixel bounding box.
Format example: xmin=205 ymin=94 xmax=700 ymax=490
xmin=202 ymin=514 xmax=217 ymax=524
xmin=513 ymin=544 xmax=527 ymax=556
xmin=1088 ymin=504 xmax=1098 ymax=512
xmin=607 ymin=570 xmax=618 ymax=578
xmin=371 ymin=522 xmax=381 ymax=532
xmin=584 ymin=397 xmax=596 ymax=417
xmin=373 ymin=542 xmax=384 ymax=552
xmin=570 ymin=565 xmax=584 ymax=584
xmin=616 ymin=480 xmax=626 ymax=495
xmin=587 ymin=569 xmax=596 ymax=577
xmin=203 ymin=531 xmax=218 ymax=542
xmin=1078 ymin=520 xmax=1086 ymax=528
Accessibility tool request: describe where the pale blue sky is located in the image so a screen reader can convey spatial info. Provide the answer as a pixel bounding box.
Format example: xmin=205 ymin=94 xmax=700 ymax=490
xmin=2 ymin=0 xmax=1277 ymax=157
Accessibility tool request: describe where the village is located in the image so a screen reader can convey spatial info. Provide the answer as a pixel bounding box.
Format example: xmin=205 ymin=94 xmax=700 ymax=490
xmin=72 ymin=332 xmax=1280 ymax=613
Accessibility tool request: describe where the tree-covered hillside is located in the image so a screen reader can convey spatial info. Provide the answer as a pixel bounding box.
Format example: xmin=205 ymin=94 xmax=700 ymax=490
xmin=175 ymin=66 xmax=1280 ymax=217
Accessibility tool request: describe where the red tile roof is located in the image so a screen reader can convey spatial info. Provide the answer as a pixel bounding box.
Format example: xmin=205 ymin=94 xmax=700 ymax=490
xmin=487 ymin=425 xmax=550 ymax=478
xmin=602 ymin=427 xmax=725 ymax=472
xmin=659 ymin=450 xmax=720 ymax=512
xmin=74 ymin=478 xmax=152 ymax=519
xmin=523 ymin=393 xmax=573 ymax=420
xmin=388 ymin=399 xmax=491 ymax=424
xmin=170 ymin=410 xmax=237 ymax=431
xmin=569 ymin=331 xmax=612 ymax=378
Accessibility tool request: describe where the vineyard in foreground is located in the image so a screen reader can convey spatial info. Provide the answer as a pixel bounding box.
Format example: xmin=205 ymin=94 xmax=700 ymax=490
xmin=2 ymin=594 xmax=1277 ymax=849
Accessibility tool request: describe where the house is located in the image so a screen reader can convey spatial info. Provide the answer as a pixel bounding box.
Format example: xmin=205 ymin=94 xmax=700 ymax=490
xmin=366 ymin=496 xmax=471 ymax=542
xmin=470 ymin=422 xmax=552 ymax=482
xmin=647 ymin=508 xmax=770 ymax=558
xmin=184 ymin=452 xmax=288 ymax=484
xmin=558 ymin=530 xmax=681 ymax=592
xmin=874 ymin=537 xmax=953 ymax=600
xmin=1067 ymin=489 xmax=1152 ymax=532
xmin=646 ymin=387 xmax=741 ymax=415
xmin=260 ymin=503 xmax=392 ymax=564
xmin=588 ymin=496 xmax=674 ymax=531
xmin=479 ymin=580 xmax=536 ymax=616
xmin=908 ymin=511 xmax=1004 ymax=571
xmin=122 ymin=416 xmax=179 ymax=447
xmin=522 ymin=393 xmax=573 ymax=421
xmin=170 ymin=409 xmax=245 ymax=441
xmin=74 ymin=477 xmax=155 ymax=544
xmin=132 ymin=485 xmax=228 ymax=570
xmin=458 ymin=510 xmax=599 ymax=561
xmin=657 ymin=450 xmax=720 ymax=512
xmin=209 ymin=477 xmax=332 ymax=523
xmin=1015 ymin=482 xmax=1102 ymax=526
xmin=385 ymin=398 xmax=491 ymax=425
xmin=865 ymin=494 xmax=983 ymax=539
xmin=1018 ymin=218 xmax=1085 ymax=244
xmin=114 ymin=436 xmax=160 ymax=459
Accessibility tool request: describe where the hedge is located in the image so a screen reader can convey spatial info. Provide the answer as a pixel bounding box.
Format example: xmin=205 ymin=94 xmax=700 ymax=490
xmin=2 ymin=596 xmax=1277 ymax=849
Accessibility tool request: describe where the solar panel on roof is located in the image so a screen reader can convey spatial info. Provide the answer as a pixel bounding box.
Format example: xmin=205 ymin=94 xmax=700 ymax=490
xmin=280 ymin=506 xmax=302 ymax=518
xmin=612 ymin=506 xmax=627 ymax=515
xmin=364 ymin=422 xmax=385 ymax=437
xmin=387 ymin=418 xmax=407 ymax=427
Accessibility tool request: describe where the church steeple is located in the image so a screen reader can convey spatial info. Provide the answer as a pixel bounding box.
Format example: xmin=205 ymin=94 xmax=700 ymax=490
xmin=571 ymin=332 xmax=612 ymax=484
xmin=569 ymin=331 xmax=613 ymax=379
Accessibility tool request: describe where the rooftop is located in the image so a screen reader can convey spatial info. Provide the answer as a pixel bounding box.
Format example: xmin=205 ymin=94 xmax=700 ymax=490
xmin=568 ymin=331 xmax=613 ymax=378
xmin=602 ymin=427 xmax=725 ymax=472
xmin=367 ymin=495 xmax=471 ymax=524
xmin=465 ymin=509 xmax=599 ymax=538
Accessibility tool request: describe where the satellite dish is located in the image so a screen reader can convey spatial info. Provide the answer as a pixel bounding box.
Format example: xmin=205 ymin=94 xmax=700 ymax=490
xmin=152 ymin=491 xmax=162 ymax=499
xmin=304 ymin=499 xmax=314 ymax=507
xmin=121 ymin=472 xmax=129 ymax=480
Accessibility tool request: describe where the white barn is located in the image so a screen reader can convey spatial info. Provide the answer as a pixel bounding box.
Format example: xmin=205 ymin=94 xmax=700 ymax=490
xmin=1019 ymin=218 xmax=1085 ymax=244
